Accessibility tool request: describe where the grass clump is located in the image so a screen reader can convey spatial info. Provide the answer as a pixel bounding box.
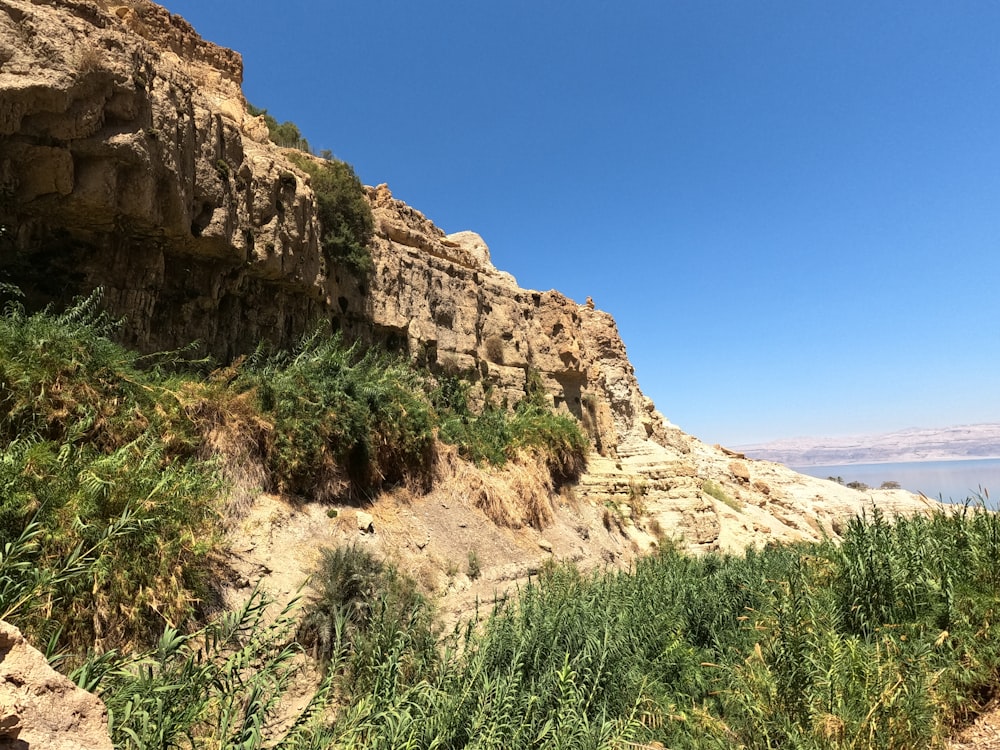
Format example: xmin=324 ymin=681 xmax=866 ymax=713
xmin=703 ymin=478 xmax=742 ymax=510
xmin=287 ymin=152 xmax=374 ymax=277
xmin=433 ymin=370 xmax=588 ymax=485
xmin=466 ymin=549 xmax=481 ymax=580
xmin=297 ymin=545 xmax=438 ymax=696
xmin=0 ymin=291 xmax=219 ymax=653
xmin=237 ymin=329 xmax=435 ymax=500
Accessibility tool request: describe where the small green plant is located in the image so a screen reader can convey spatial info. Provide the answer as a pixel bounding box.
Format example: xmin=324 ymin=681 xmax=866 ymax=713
xmin=702 ymin=479 xmax=742 ymax=511
xmin=467 ymin=549 xmax=481 ymax=580
xmin=296 ymin=545 xmax=438 ymax=695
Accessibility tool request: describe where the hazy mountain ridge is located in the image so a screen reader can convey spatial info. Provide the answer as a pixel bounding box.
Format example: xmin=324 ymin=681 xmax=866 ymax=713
xmin=737 ymin=423 xmax=1000 ymax=466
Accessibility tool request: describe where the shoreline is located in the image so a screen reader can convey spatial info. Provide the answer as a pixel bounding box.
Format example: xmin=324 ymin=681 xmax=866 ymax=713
xmin=786 ymin=455 xmax=1000 ymax=469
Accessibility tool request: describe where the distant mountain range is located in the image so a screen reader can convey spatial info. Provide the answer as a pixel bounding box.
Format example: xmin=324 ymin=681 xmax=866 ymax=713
xmin=736 ymin=423 xmax=1000 ymax=467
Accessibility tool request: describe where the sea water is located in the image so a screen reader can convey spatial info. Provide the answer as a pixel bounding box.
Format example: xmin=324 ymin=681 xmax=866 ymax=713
xmin=794 ymin=458 xmax=1000 ymax=506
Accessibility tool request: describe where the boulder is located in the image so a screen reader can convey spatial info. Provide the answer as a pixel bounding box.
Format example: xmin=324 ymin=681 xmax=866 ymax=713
xmin=0 ymin=621 xmax=113 ymax=750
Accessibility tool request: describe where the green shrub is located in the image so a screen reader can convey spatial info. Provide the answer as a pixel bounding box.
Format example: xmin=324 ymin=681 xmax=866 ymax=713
xmin=0 ymin=292 xmax=218 ymax=652
xmin=238 ymin=330 xmax=435 ymax=500
xmin=297 ymin=545 xmax=386 ymax=666
xmin=247 ymin=103 xmax=311 ymax=152
xmin=287 ymin=152 xmax=374 ymax=277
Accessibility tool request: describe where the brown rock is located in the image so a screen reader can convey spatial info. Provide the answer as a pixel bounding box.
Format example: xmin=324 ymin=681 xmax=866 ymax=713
xmin=729 ymin=460 xmax=751 ymax=484
xmin=0 ymin=620 xmax=113 ymax=749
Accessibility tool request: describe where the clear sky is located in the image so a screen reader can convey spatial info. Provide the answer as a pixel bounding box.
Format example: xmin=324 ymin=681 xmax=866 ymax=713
xmin=161 ymin=1 xmax=1000 ymax=446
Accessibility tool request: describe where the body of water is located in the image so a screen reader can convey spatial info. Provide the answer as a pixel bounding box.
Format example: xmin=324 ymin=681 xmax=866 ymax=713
xmin=794 ymin=458 xmax=1000 ymax=505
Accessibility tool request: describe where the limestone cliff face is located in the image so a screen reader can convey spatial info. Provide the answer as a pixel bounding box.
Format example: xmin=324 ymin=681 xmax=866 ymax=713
xmin=0 ymin=0 xmax=655 ymax=460
xmin=1 ymin=0 xmax=331 ymax=357
xmin=0 ymin=0 xmax=930 ymax=554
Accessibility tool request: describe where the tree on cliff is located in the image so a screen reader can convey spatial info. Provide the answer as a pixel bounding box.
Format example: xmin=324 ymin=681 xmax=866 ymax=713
xmin=288 ymin=153 xmax=374 ymax=278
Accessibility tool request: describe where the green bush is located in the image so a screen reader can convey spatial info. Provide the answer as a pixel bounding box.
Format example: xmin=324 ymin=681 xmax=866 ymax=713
xmin=287 ymin=152 xmax=374 ymax=277
xmin=238 ymin=330 xmax=435 ymax=499
xmin=0 ymin=292 xmax=218 ymax=652
xmin=247 ymin=103 xmax=311 ymax=152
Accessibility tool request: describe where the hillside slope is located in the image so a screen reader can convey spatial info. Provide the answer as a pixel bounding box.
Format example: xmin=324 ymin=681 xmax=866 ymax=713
xmin=0 ymin=0 xmax=930 ymax=591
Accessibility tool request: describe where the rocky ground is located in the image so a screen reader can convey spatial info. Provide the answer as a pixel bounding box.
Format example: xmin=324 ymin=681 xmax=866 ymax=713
xmin=949 ymin=703 xmax=1000 ymax=750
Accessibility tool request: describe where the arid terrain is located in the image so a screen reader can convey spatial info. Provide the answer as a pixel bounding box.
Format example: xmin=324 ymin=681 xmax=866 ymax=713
xmin=2 ymin=1 xmax=996 ymax=747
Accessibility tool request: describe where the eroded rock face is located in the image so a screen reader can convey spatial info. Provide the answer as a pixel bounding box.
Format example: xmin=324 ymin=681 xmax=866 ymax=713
xmin=0 ymin=0 xmax=654 ymax=457
xmin=1 ymin=0 xmax=332 ymax=359
xmin=0 ymin=620 xmax=113 ymax=749
xmin=0 ymin=0 xmax=932 ymax=553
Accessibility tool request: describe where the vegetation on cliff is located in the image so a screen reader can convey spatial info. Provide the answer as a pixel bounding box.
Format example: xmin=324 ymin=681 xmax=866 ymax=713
xmin=4 ymin=292 xmax=1000 ymax=746
xmin=432 ymin=368 xmax=588 ymax=483
xmin=0 ymin=290 xmax=587 ymax=654
xmin=286 ymin=152 xmax=375 ymax=277
xmin=247 ymin=104 xmax=312 ymax=152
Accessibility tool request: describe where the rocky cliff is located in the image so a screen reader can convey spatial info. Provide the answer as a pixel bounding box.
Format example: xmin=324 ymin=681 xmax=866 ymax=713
xmin=0 ymin=0 xmax=930 ymax=560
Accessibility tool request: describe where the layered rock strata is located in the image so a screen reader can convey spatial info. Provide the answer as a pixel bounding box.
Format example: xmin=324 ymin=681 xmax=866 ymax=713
xmin=0 ymin=0 xmax=932 ymax=554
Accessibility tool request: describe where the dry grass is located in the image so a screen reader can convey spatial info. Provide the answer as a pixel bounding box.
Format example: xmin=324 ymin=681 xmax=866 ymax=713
xmin=73 ymin=43 xmax=105 ymax=74
xmin=178 ymin=380 xmax=271 ymax=518
xmin=432 ymin=442 xmax=556 ymax=529
xmin=484 ymin=335 xmax=505 ymax=364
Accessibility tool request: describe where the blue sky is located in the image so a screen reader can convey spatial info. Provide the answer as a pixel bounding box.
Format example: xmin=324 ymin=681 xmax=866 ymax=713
xmin=161 ymin=1 xmax=1000 ymax=446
